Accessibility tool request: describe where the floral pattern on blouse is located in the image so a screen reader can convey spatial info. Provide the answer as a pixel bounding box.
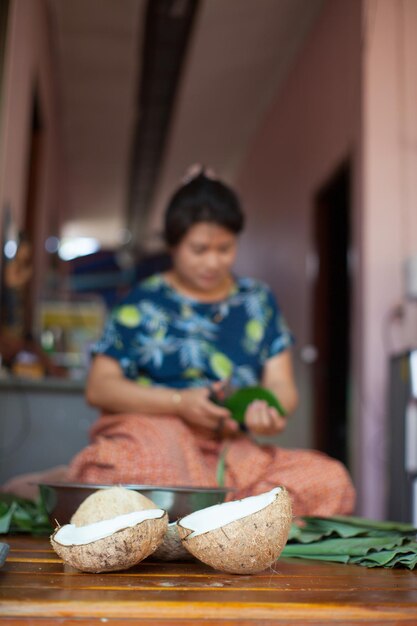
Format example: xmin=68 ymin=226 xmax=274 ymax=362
xmin=93 ymin=274 xmax=294 ymax=389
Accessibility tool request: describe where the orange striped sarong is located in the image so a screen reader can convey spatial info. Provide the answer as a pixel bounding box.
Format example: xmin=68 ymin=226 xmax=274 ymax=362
xmin=67 ymin=413 xmax=356 ymax=517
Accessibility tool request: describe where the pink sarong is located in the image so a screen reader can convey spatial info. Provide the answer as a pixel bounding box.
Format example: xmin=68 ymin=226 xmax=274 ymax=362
xmin=67 ymin=413 xmax=356 ymax=517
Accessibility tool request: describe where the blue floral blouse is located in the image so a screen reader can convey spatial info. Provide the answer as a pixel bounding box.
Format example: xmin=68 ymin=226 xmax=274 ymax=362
xmin=93 ymin=274 xmax=294 ymax=389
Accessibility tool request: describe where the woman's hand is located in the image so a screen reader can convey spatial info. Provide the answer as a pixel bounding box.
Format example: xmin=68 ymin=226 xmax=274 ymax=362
xmin=86 ymin=355 xmax=239 ymax=438
xmin=244 ymin=400 xmax=287 ymax=436
xmin=176 ymin=387 xmax=239 ymax=436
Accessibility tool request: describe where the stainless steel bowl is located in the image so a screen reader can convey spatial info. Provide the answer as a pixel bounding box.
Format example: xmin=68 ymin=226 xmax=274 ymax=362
xmin=39 ymin=483 xmax=232 ymax=524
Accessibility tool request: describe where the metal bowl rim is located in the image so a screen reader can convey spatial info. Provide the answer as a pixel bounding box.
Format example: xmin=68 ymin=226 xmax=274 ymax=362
xmin=38 ymin=482 xmax=233 ymax=494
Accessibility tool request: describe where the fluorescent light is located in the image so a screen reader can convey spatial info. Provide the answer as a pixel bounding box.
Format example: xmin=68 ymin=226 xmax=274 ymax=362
xmin=58 ymin=237 xmax=100 ymax=261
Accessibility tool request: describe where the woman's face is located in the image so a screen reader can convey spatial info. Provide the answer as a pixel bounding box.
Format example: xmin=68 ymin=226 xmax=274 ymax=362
xmin=170 ymin=222 xmax=238 ymax=295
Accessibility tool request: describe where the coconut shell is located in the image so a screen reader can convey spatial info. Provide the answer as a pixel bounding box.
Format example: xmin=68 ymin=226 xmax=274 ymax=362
xmin=178 ymin=487 xmax=292 ymax=574
xmin=152 ymin=522 xmax=194 ymax=561
xmin=51 ymin=512 xmax=168 ymax=573
xmin=71 ymin=486 xmax=157 ymax=527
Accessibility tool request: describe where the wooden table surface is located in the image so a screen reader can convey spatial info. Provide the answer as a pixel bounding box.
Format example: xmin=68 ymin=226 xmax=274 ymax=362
xmin=0 ymin=535 xmax=417 ymax=624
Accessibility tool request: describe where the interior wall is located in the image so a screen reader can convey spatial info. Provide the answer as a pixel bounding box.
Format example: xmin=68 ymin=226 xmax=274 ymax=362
xmin=234 ymin=0 xmax=362 ymax=471
xmin=0 ymin=0 xmax=63 ymax=318
xmin=236 ymin=0 xmax=417 ymax=520
xmin=360 ymin=0 xmax=417 ymax=519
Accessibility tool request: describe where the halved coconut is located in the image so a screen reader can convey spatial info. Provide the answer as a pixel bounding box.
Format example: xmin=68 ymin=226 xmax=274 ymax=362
xmin=177 ymin=486 xmax=292 ymax=574
xmin=71 ymin=486 xmax=156 ymax=526
xmin=152 ymin=522 xmax=194 ymax=561
xmin=51 ymin=508 xmax=168 ymax=573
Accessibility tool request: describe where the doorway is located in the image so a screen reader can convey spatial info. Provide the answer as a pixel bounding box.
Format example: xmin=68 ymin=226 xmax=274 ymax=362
xmin=22 ymin=90 xmax=43 ymax=337
xmin=312 ymin=161 xmax=351 ymax=465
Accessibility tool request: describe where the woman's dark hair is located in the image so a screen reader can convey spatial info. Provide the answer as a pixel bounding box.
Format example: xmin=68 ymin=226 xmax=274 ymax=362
xmin=163 ymin=172 xmax=245 ymax=246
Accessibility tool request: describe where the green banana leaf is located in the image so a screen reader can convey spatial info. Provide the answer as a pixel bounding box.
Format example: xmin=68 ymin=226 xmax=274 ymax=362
xmin=282 ymin=516 xmax=417 ymax=569
xmin=325 ymin=514 xmax=417 ymax=533
xmin=223 ymin=386 xmax=286 ymax=423
xmin=0 ymin=494 xmax=52 ymax=535
xmin=283 ymin=535 xmax=407 ymax=557
xmin=211 ymin=385 xmax=286 ymax=424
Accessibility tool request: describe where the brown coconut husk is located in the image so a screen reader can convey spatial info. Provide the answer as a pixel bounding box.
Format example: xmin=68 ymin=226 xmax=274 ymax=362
xmin=51 ymin=512 xmax=168 ymax=573
xmin=152 ymin=522 xmax=194 ymax=561
xmin=71 ymin=486 xmax=157 ymax=526
xmin=177 ymin=487 xmax=292 ymax=574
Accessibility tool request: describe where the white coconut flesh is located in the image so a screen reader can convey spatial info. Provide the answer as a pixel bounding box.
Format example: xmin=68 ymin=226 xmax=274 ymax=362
xmin=54 ymin=509 xmax=165 ymax=546
xmin=180 ymin=486 xmax=283 ymax=538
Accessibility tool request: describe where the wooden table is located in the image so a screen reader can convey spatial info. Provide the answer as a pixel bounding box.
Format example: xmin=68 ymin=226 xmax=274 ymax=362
xmin=1 ymin=535 xmax=417 ymax=624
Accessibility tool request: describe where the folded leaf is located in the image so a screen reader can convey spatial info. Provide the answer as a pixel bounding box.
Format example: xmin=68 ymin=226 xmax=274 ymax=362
xmin=284 ymin=516 xmax=417 ymax=569
xmin=283 ymin=535 xmax=406 ymax=557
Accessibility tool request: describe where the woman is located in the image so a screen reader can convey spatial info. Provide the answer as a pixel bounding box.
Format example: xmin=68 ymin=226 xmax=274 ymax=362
xmin=66 ymin=168 xmax=355 ymax=516
xmin=2 ymin=168 xmax=355 ymax=516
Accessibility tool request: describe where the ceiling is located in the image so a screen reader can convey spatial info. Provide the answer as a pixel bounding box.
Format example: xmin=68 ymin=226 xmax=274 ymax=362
xmin=48 ymin=0 xmax=323 ymax=250
xmin=48 ymin=0 xmax=146 ymax=246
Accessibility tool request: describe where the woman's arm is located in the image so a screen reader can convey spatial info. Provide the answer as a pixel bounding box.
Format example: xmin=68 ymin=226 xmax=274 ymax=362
xmin=262 ymin=349 xmax=299 ymax=415
xmin=86 ymin=354 xmax=236 ymax=434
xmin=244 ymin=349 xmax=298 ymax=436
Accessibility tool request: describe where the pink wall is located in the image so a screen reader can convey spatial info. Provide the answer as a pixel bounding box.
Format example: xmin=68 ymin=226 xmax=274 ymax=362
xmin=236 ymin=0 xmax=417 ymax=519
xmin=360 ymin=0 xmax=417 ymax=518
xmin=235 ymin=0 xmax=363 ymax=500
xmin=0 ymin=0 xmax=64 ymax=319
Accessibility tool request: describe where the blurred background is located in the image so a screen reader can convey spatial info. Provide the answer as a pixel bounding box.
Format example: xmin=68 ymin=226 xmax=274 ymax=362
xmin=0 ymin=0 xmax=417 ymax=522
